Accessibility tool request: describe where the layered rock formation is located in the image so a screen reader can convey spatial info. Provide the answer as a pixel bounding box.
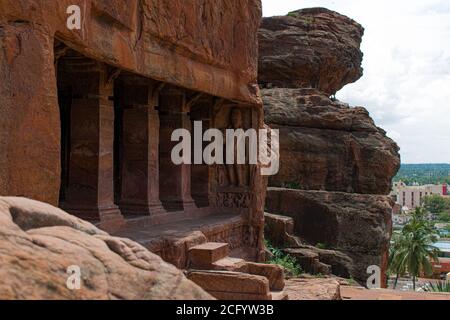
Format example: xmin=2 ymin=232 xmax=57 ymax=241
xmin=264 ymin=88 xmax=400 ymax=194
xmin=265 ymin=190 xmax=393 ymax=283
xmin=260 ymin=8 xmax=400 ymax=285
xmin=259 ymin=7 xmax=364 ymax=95
xmin=0 ymin=197 xmax=212 ymax=299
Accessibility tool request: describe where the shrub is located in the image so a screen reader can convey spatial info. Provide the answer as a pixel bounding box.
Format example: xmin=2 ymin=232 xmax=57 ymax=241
xmin=265 ymin=240 xmax=303 ymax=278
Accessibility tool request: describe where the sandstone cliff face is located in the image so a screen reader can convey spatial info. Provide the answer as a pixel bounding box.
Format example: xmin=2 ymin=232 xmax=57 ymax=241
xmin=0 ymin=0 xmax=262 ymax=102
xmin=265 ymin=189 xmax=392 ymax=284
xmin=0 ymin=197 xmax=212 ymax=300
xmin=260 ymin=8 xmax=400 ymax=285
xmin=264 ymin=88 xmax=400 ymax=194
xmin=0 ymin=0 xmax=263 ymax=205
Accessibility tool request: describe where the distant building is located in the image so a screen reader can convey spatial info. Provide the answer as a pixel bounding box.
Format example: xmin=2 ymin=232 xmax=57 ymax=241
xmin=392 ymin=181 xmax=449 ymax=211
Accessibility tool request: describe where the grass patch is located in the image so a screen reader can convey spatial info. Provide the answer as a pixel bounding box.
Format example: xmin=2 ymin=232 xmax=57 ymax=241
xmin=265 ymin=240 xmax=303 ymax=278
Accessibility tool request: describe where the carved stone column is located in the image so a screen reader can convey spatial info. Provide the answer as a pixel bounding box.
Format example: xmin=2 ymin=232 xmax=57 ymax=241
xmin=159 ymin=87 xmax=197 ymax=212
xmin=118 ymin=76 xmax=165 ymax=215
xmin=61 ymin=59 xmax=123 ymax=222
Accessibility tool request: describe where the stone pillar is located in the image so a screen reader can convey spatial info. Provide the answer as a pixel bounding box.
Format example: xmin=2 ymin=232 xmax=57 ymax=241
xmin=159 ymin=87 xmax=197 ymax=212
xmin=62 ymin=59 xmax=122 ymax=222
xmin=0 ymin=24 xmax=60 ymax=205
xmin=118 ymin=76 xmax=165 ymax=215
xmin=190 ymin=98 xmax=213 ymax=208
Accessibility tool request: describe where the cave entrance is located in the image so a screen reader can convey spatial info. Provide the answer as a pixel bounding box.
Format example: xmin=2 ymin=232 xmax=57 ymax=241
xmin=55 ymin=42 xmax=219 ymax=234
xmin=55 ymin=43 xmax=122 ymax=222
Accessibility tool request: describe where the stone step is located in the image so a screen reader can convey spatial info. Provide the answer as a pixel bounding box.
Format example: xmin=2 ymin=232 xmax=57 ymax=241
xmin=188 ymin=242 xmax=229 ymax=268
xmin=242 ymin=262 xmax=285 ymax=291
xmin=211 ymin=257 xmax=247 ymax=271
xmin=186 ymin=270 xmax=287 ymax=300
xmin=284 ymin=248 xmax=332 ymax=275
xmin=211 ymin=259 xmax=285 ymax=291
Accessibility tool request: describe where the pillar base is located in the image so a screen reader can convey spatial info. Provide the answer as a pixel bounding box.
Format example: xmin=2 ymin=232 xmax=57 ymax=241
xmin=119 ymin=201 xmax=167 ymax=216
xmin=61 ymin=203 xmax=124 ymax=223
xmin=182 ymin=200 xmax=199 ymax=213
xmin=161 ymin=199 xmax=198 ymax=213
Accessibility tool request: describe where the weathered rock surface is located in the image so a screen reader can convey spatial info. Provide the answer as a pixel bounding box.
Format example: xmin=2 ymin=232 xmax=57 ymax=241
xmin=186 ymin=270 xmax=277 ymax=300
xmin=265 ymin=188 xmax=392 ymax=284
xmin=260 ymin=8 xmax=399 ymax=286
xmin=0 ymin=197 xmax=212 ymax=300
xmin=284 ymin=278 xmax=341 ymax=300
xmin=0 ymin=0 xmax=262 ymax=205
xmin=259 ymin=7 xmax=364 ymax=95
xmin=263 ymin=88 xmax=400 ymax=195
xmin=264 ymin=212 xmax=301 ymax=248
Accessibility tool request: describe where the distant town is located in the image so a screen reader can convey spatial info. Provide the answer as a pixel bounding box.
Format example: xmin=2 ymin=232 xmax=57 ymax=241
xmin=390 ymin=164 xmax=450 ymax=290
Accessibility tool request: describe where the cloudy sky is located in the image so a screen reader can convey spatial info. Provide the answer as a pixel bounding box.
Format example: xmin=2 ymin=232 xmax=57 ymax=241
xmin=262 ymin=0 xmax=450 ymax=164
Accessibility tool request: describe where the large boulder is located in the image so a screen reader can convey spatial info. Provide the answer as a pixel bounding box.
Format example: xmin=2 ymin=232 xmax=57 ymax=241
xmin=0 ymin=197 xmax=212 ymax=300
xmin=260 ymin=8 xmax=399 ymax=286
xmin=263 ymin=88 xmax=400 ymax=195
xmin=265 ymin=188 xmax=392 ymax=284
xmin=258 ymin=7 xmax=364 ymax=95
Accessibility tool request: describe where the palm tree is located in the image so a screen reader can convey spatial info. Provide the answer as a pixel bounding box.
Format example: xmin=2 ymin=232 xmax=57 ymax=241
xmin=389 ymin=208 xmax=440 ymax=290
xmin=389 ymin=233 xmax=408 ymax=289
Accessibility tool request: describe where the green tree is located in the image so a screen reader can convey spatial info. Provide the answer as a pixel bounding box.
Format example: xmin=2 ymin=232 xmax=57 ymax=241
xmin=388 ymin=233 xmax=408 ymax=289
xmin=389 ymin=208 xmax=440 ymax=290
xmin=423 ymin=194 xmax=448 ymax=214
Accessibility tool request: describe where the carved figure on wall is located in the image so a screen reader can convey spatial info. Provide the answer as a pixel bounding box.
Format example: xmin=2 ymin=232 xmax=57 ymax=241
xmin=221 ymin=108 xmax=247 ymax=187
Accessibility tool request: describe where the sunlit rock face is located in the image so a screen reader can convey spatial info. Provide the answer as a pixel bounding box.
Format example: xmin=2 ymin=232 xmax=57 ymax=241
xmin=260 ymin=7 xmax=400 ymax=286
xmin=0 ymin=197 xmax=212 ymax=300
xmin=263 ymin=87 xmax=400 ymax=195
xmin=259 ymin=7 xmax=364 ymax=95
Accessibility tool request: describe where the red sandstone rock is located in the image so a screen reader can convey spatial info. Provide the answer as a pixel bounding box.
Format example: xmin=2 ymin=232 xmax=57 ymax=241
xmin=264 ymin=212 xmax=301 ymax=248
xmin=0 ymin=23 xmax=61 ymax=205
xmin=284 ymin=278 xmax=341 ymax=300
xmin=186 ymin=240 xmax=285 ymax=291
xmin=265 ymin=188 xmax=393 ymax=285
xmin=0 ymin=0 xmax=263 ymax=206
xmin=263 ymin=88 xmax=400 ymax=195
xmin=240 ymin=262 xmax=285 ymax=291
xmin=186 ymin=270 xmax=276 ymax=300
xmin=0 ymin=1 xmax=267 ymax=263
xmin=260 ymin=7 xmax=399 ymax=288
xmin=0 ymin=197 xmax=212 ymax=300
xmin=259 ymin=8 xmax=364 ymax=95
xmin=189 ymin=242 xmax=230 ymax=269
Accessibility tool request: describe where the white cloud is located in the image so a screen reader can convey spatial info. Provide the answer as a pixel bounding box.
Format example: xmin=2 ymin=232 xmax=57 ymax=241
xmin=262 ymin=0 xmax=450 ymax=163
